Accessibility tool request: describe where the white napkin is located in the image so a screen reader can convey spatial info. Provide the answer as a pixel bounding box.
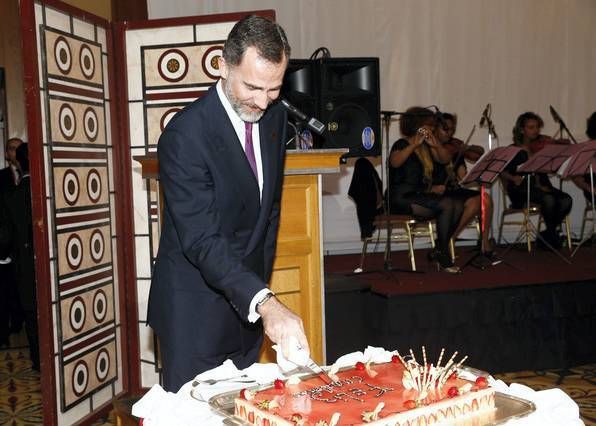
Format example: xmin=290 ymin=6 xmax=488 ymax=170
xmin=273 ymin=336 xmax=311 ymax=372
xmin=490 ymin=380 xmax=583 ymax=426
xmin=190 ymin=359 xmax=284 ymax=402
xmin=132 ymin=384 xmax=223 ymax=426
xmin=332 ymin=346 xmax=393 ymax=369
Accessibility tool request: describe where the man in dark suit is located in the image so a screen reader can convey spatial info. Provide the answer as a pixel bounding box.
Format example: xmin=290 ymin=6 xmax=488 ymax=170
xmin=0 ymin=137 xmax=25 ymax=347
xmin=0 ymin=143 xmax=38 ymax=370
xmin=148 ymin=15 xmax=309 ymax=392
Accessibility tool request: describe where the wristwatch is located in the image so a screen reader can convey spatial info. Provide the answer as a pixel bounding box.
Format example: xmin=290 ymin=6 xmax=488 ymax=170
xmin=256 ymin=291 xmax=275 ymax=311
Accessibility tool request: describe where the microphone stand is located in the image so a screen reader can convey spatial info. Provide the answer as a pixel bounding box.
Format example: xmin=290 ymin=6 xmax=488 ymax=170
xmin=479 ymin=108 xmax=499 ymax=251
xmin=550 ymin=106 xmax=578 ymax=144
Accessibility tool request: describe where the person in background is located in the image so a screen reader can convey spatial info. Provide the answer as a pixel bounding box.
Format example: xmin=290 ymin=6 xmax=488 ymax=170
xmin=501 ymin=112 xmax=572 ymax=249
xmin=433 ymin=113 xmax=496 ymax=259
xmin=0 ymin=138 xmax=25 ymax=348
xmin=387 ymin=106 xmax=464 ymax=273
xmin=148 ymin=15 xmax=309 ymax=392
xmin=572 ymin=112 xmax=596 ymax=204
xmin=0 ymin=143 xmax=39 ymax=370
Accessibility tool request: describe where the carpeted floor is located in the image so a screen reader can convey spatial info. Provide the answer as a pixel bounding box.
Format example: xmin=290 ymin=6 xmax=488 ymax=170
xmin=0 ymin=348 xmax=42 ymax=426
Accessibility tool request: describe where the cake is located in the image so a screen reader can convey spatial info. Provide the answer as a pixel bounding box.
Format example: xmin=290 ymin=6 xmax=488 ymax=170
xmin=234 ymin=351 xmax=496 ymax=425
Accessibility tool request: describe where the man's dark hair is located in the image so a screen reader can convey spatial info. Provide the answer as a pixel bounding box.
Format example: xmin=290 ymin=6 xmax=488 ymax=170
xmin=586 ymin=112 xmax=596 ymax=140
xmin=222 ymin=15 xmax=291 ymax=66
xmin=399 ymin=106 xmax=436 ymax=137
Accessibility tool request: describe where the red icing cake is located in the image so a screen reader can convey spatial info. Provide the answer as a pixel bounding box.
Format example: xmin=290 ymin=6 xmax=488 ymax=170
xmin=234 ymin=361 xmax=495 ymax=425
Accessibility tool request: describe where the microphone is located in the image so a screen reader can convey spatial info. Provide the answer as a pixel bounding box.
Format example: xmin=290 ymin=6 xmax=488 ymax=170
xmin=549 ymin=105 xmax=562 ymax=124
xmin=280 ymin=98 xmax=325 ymax=135
xmin=479 ymin=103 xmax=490 ymax=127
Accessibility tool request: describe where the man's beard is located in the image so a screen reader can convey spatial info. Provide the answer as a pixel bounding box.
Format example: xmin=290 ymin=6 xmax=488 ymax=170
xmin=222 ymin=79 xmax=265 ymax=123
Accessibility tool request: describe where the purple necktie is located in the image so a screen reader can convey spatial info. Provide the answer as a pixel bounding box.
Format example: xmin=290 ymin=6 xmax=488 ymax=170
xmin=244 ymin=121 xmax=258 ymax=180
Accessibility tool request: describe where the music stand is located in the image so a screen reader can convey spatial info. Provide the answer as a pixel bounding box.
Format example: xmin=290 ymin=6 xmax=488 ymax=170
xmin=503 ymin=143 xmax=582 ymax=263
xmin=459 ymin=146 xmax=521 ymax=269
xmin=559 ymin=140 xmax=596 ymax=256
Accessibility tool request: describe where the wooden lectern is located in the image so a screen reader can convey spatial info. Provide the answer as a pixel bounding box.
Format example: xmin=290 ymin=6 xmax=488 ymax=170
xmin=135 ymin=149 xmax=347 ymax=364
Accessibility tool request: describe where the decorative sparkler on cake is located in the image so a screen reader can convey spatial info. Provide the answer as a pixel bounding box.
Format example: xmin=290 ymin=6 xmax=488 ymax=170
xmin=393 ymin=347 xmax=468 ymax=401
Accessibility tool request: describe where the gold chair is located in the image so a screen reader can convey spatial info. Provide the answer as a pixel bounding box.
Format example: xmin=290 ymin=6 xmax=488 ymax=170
xmin=497 ymin=181 xmax=542 ymax=252
xmin=358 ymin=214 xmax=435 ymax=272
xmin=497 ymin=181 xmax=571 ymax=251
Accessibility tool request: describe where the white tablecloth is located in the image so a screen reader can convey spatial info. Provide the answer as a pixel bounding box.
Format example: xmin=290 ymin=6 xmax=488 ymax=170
xmin=133 ymin=348 xmax=584 ymax=426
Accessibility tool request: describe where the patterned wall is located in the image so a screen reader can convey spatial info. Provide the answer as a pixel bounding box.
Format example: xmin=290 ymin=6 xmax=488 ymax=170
xmin=125 ymin=21 xmax=235 ymax=387
xmin=34 ymin=2 xmax=123 ymax=422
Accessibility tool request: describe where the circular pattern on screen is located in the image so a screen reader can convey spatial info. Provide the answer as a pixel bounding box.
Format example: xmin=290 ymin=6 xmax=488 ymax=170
xmin=202 ymin=46 xmax=223 ymax=80
xmin=89 ymin=229 xmax=105 ymax=264
xmin=159 ymin=108 xmax=181 ymax=131
xmin=54 ymin=36 xmax=72 ymax=74
xmin=86 ymin=169 xmax=102 ymax=203
xmin=158 ymin=49 xmax=188 ymax=82
xmin=66 ymin=234 xmax=83 ymax=270
xmin=69 ymin=296 xmax=86 ymax=332
xmin=62 ymin=169 xmax=80 ymax=206
xmin=79 ymin=44 xmax=95 ymax=79
xmin=83 ymin=107 xmax=98 ymax=142
xmin=59 ymin=104 xmax=76 ymax=141
xmin=95 ymin=348 xmax=110 ymax=381
xmin=92 ymin=288 xmax=108 ymax=323
xmin=72 ymin=360 xmax=89 ymax=396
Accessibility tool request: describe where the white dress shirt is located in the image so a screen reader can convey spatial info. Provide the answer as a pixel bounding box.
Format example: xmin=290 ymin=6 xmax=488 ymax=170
xmin=215 ymin=80 xmax=272 ymax=322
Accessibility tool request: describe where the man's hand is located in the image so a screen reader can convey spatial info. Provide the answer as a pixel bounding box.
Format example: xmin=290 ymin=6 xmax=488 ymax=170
xmin=258 ymin=296 xmax=310 ymax=361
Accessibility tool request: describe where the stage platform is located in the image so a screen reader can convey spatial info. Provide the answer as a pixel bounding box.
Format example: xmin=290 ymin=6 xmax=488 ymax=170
xmin=324 ymin=244 xmax=596 ymax=374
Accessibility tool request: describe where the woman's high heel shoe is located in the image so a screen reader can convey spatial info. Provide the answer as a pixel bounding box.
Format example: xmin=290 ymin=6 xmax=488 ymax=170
xmin=435 ymin=251 xmax=461 ymax=274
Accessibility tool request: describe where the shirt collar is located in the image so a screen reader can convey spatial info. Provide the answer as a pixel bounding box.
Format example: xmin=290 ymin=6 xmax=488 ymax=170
xmin=216 ymin=79 xmax=245 ymax=130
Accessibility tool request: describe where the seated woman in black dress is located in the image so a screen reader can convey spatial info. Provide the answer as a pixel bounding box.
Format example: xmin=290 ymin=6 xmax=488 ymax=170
xmin=501 ymin=112 xmax=572 ymax=248
xmin=572 ymin=111 xmax=596 ymax=204
xmin=432 ymin=113 xmax=496 ymax=257
xmin=388 ymin=106 xmax=464 ymax=273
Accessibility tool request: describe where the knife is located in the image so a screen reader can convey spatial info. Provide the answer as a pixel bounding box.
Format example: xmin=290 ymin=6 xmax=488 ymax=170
xmin=303 ymin=357 xmax=334 ymax=385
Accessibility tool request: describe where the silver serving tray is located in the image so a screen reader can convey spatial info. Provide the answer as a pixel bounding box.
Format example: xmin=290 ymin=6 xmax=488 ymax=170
xmin=200 ymin=367 xmax=536 ymax=425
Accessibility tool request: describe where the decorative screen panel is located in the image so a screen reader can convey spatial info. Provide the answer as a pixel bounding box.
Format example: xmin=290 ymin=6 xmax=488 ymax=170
xmin=125 ymin=20 xmax=236 ymax=388
xmin=34 ymin=2 xmax=123 ymax=420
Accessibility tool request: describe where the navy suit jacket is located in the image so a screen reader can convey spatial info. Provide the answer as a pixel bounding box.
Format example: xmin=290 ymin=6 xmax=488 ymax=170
xmin=148 ymin=85 xmax=287 ymax=362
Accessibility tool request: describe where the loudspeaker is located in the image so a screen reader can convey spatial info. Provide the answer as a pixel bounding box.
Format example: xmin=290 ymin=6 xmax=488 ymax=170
xmin=281 ymin=58 xmax=380 ymax=157
xmin=280 ymin=59 xmax=322 ymax=149
xmin=319 ymin=58 xmax=380 ymax=157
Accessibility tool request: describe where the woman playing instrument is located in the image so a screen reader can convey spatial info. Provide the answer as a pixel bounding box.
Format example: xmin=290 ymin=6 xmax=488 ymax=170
xmin=501 ymin=112 xmax=572 ymax=249
xmin=572 ymin=112 xmax=596 ymax=203
xmin=388 ymin=107 xmax=464 ymax=273
xmin=432 ymin=113 xmax=496 ymax=258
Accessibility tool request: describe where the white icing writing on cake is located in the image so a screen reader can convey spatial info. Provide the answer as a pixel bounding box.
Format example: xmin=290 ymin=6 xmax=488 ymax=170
xmin=293 ymin=376 xmax=394 ymax=403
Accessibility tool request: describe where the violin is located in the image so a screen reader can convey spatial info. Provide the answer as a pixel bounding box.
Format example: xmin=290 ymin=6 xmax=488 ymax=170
xmin=528 ymin=135 xmax=571 ymax=154
xmin=442 ymin=137 xmax=485 ymax=163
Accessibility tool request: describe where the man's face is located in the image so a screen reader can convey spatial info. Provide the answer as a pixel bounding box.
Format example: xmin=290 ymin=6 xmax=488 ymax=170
xmin=5 ymin=139 xmax=23 ymax=166
xmin=219 ymin=46 xmax=288 ymax=123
